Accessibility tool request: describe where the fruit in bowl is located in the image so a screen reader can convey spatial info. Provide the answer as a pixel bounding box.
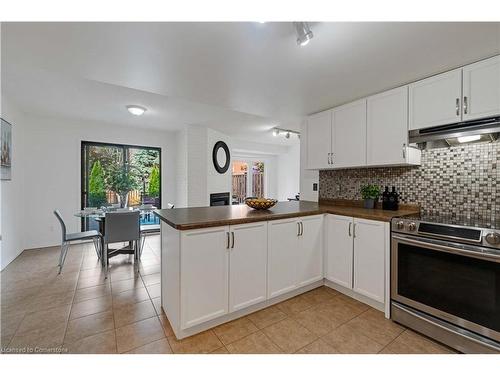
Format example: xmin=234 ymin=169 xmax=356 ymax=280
xmin=245 ymin=197 xmax=278 ymax=210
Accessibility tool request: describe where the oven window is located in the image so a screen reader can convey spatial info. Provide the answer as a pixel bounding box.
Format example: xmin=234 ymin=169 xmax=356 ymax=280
xmin=397 ymin=243 xmax=500 ymax=332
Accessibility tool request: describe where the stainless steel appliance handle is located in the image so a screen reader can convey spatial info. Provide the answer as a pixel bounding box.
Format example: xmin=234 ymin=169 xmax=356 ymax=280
xmin=392 ymin=234 xmax=500 ymax=262
xmin=456 ymin=98 xmax=460 ymax=116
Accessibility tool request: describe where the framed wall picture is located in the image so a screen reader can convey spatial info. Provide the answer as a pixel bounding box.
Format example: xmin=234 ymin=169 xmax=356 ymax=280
xmin=1 ymin=118 xmax=12 ymax=181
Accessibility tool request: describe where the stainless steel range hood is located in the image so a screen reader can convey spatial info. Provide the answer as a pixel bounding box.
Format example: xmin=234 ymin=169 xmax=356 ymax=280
xmin=409 ymin=116 xmax=500 ymax=149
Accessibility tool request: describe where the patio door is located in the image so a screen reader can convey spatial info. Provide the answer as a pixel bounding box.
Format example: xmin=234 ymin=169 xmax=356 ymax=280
xmin=231 ymin=160 xmax=265 ymax=204
xmin=81 ymin=141 xmax=161 ymax=230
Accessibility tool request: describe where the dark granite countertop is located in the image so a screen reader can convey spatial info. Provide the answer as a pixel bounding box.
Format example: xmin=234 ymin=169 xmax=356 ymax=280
xmin=154 ymin=200 xmax=420 ymax=230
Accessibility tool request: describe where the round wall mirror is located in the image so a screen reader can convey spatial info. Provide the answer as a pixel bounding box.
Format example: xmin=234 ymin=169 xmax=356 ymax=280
xmin=212 ymin=141 xmax=230 ymax=174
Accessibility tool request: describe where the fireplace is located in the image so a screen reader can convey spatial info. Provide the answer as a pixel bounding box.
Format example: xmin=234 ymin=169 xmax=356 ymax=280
xmin=210 ymin=192 xmax=230 ymax=206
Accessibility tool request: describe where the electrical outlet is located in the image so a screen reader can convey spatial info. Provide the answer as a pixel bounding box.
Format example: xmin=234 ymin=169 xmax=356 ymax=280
xmin=312 ymin=183 xmax=318 ymax=192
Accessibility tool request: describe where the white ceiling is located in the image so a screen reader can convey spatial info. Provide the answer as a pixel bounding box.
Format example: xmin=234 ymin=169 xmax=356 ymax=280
xmin=2 ymin=22 xmax=500 ymax=144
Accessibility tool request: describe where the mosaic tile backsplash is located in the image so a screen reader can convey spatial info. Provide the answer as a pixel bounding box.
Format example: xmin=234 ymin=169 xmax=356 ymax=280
xmin=319 ymin=142 xmax=500 ymax=219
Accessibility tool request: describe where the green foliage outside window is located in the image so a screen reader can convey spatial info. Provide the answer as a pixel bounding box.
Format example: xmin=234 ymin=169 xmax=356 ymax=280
xmin=88 ymin=160 xmax=107 ymax=207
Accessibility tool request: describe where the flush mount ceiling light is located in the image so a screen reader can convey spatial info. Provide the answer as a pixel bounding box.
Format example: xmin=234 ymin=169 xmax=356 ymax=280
xmin=294 ymin=22 xmax=314 ymax=46
xmin=126 ymin=105 xmax=147 ymax=116
xmin=272 ymin=127 xmax=300 ymax=139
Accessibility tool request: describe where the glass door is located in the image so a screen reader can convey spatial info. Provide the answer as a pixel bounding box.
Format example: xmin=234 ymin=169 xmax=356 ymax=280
xmin=231 ymin=161 xmax=248 ymax=204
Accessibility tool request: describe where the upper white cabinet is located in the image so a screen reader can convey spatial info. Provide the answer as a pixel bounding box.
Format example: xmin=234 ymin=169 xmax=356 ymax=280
xmin=229 ymin=222 xmax=268 ymax=313
xmin=409 ymin=68 xmax=463 ymax=130
xmin=332 ymin=99 xmax=367 ymax=168
xmin=306 ymin=110 xmax=332 ymax=169
xmin=268 ymin=215 xmax=323 ymax=298
xmin=180 ymin=226 xmax=229 ymax=329
xmin=462 ymin=55 xmax=500 ymax=121
xmin=367 ymin=86 xmax=421 ymax=166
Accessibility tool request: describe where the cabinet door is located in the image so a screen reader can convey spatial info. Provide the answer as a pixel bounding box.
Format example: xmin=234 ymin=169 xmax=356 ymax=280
xmin=306 ymin=110 xmax=332 ymax=169
xmin=326 ymin=215 xmax=353 ymax=289
xmin=353 ymin=218 xmax=386 ymax=303
xmin=332 ymin=99 xmax=367 ymax=168
xmin=268 ymin=218 xmax=299 ymax=298
xmin=229 ymin=222 xmax=268 ymax=312
xmin=409 ymin=68 xmax=462 ymax=130
xmin=297 ymin=215 xmax=324 ymax=287
xmin=180 ymin=226 xmax=229 ymax=329
xmin=367 ymin=86 xmax=409 ymax=166
xmin=462 ymin=55 xmax=500 ymax=121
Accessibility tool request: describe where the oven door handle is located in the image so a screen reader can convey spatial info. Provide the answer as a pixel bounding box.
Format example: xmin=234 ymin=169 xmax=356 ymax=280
xmin=392 ymin=234 xmax=500 ymax=263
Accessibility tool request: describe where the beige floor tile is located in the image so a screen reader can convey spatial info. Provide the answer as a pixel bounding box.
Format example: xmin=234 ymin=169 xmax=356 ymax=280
xmin=380 ymin=330 xmax=455 ymax=354
xmin=247 ymin=306 xmax=287 ymax=329
xmin=316 ymin=297 xmax=368 ymax=326
xmin=110 ymin=270 xmax=139 ymax=282
xmin=295 ymin=338 xmax=339 ymax=354
xmin=27 ymin=290 xmax=74 ymax=313
xmin=65 ymin=330 xmax=117 ymax=354
xmin=151 ymin=297 xmax=162 ymax=315
xmin=111 ymin=277 xmax=144 ymax=295
xmin=16 ymin=304 xmax=71 ymax=335
xmin=9 ymin=323 xmax=67 ymax=353
xmin=69 ymin=295 xmax=113 ymax=320
xmin=139 ymin=264 xmax=160 ymax=276
xmin=77 ymin=275 xmax=110 ymax=290
xmin=125 ymin=338 xmax=173 ymax=354
xmin=211 ymin=346 xmax=229 ymax=354
xmin=141 ymin=273 xmax=161 ymax=286
xmin=115 ymin=316 xmax=165 ymax=353
xmin=213 ymin=317 xmax=259 ymax=345
xmin=73 ymin=284 xmax=111 ymax=302
xmin=226 ymin=331 xmax=282 ymax=354
xmin=322 ymin=324 xmax=384 ymax=354
xmin=262 ymin=318 xmax=317 ymax=353
xmin=158 ymin=313 xmax=175 ymax=337
xmin=301 ymin=287 xmax=339 ymax=306
xmin=291 ymin=306 xmax=342 ymax=336
xmin=275 ymin=294 xmax=314 ymax=315
xmin=113 ymin=299 xmax=157 ymax=328
xmin=112 ymin=287 xmax=150 ymax=307
xmin=146 ymin=283 xmax=161 ymax=299
xmin=0 ymin=312 xmax=26 ymax=340
xmin=64 ymin=310 xmax=114 ymax=344
xmin=167 ymin=330 xmax=223 ymax=354
xmin=344 ymin=308 xmax=404 ymax=346
xmin=78 ymin=268 xmax=106 ymax=279
xmin=334 ymin=293 xmax=371 ymax=311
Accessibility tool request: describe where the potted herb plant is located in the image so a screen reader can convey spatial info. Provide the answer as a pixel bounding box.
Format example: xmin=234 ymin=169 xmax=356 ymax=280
xmin=360 ymin=184 xmax=381 ymax=209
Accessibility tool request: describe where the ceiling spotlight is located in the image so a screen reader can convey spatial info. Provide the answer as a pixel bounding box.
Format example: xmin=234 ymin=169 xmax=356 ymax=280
xmin=126 ymin=105 xmax=147 ymax=116
xmin=272 ymin=128 xmax=280 ymax=137
xmin=285 ymin=132 xmax=291 ymax=139
xmin=294 ymin=22 xmax=313 ymax=46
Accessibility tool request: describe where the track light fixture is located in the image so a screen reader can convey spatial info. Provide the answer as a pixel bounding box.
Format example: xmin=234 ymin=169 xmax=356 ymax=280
xmin=271 ymin=127 xmax=300 ymax=140
xmin=294 ymin=22 xmax=314 ymax=46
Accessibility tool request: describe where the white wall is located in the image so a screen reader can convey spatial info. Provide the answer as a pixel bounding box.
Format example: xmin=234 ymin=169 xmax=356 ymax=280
xmin=277 ymin=143 xmax=300 ymax=200
xmin=300 ymin=121 xmax=319 ymax=202
xmin=18 ymin=112 xmax=177 ymax=251
xmin=0 ymin=98 xmax=27 ymax=270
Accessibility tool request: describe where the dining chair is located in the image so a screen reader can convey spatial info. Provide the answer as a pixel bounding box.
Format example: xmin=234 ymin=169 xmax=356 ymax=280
xmin=54 ymin=210 xmax=102 ymax=274
xmin=103 ymin=211 xmax=141 ymax=276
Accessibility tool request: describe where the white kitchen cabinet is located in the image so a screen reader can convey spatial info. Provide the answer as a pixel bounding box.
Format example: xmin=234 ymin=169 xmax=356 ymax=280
xmin=268 ymin=218 xmax=300 ymax=298
xmin=229 ymin=222 xmax=268 ymax=312
xmin=409 ymin=68 xmax=462 ymax=130
xmin=180 ymin=226 xmax=229 ymax=329
xmin=462 ymin=55 xmax=500 ymax=121
xmin=306 ymin=110 xmax=333 ymax=169
xmin=332 ymin=99 xmax=367 ymax=168
xmin=268 ymin=215 xmax=324 ymax=298
xmin=326 ymin=215 xmax=353 ymax=289
xmin=367 ymin=86 xmax=421 ymax=166
xmin=297 ymin=215 xmax=324 ymax=287
xmin=353 ymin=218 xmax=386 ymax=303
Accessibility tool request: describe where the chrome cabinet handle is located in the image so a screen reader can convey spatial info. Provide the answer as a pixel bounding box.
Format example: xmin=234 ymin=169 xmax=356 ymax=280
xmin=456 ymin=98 xmax=460 ymax=116
xmin=297 ymin=222 xmax=301 ymax=236
xmin=463 ymin=96 xmax=468 ymax=114
xmin=300 ymin=222 xmax=304 ymax=236
xmin=231 ymin=231 xmax=235 ymax=248
xmin=402 ymin=143 xmax=406 ymax=159
xmin=348 ymin=222 xmax=352 ymax=237
xmin=226 ymin=232 xmax=230 ymax=249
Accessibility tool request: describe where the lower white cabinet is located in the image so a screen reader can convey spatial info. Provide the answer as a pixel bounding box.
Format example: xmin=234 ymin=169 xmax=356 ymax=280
xmin=326 ymin=215 xmax=388 ymax=305
xmin=180 ymin=226 xmax=230 ymax=329
xmin=229 ymin=222 xmax=268 ymax=312
xmin=180 ymin=222 xmax=268 ymax=329
xmin=268 ymin=215 xmax=324 ymax=298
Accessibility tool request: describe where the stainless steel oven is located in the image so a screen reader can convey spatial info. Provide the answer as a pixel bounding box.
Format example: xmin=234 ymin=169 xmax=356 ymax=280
xmin=391 ymin=216 xmax=500 ymax=353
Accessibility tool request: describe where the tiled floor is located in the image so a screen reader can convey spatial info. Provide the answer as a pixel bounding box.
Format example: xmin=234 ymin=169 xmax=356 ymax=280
xmin=1 ymin=235 xmax=456 ymax=354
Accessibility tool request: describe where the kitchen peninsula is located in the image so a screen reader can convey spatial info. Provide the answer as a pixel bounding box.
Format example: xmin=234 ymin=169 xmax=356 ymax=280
xmin=154 ymin=201 xmax=419 ymax=339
